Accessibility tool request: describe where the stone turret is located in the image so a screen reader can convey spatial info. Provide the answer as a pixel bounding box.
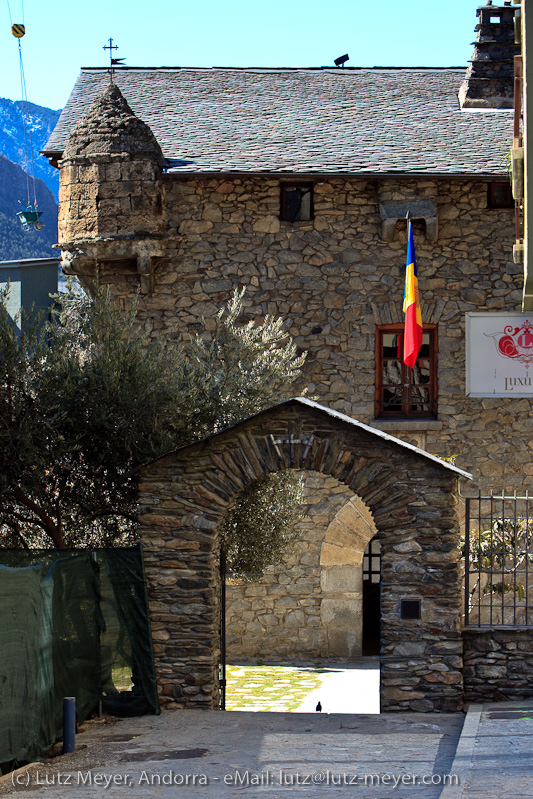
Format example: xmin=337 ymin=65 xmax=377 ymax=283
xmin=459 ymin=1 xmax=520 ymax=109
xmin=58 ymin=82 xmax=170 ymax=293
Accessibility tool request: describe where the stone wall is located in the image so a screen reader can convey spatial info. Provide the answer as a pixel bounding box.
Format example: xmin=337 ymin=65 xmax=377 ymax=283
xmin=463 ymin=628 xmax=533 ymax=702
xmin=75 ymin=174 xmax=524 ymax=495
xmin=61 ymin=163 xmax=529 ymax=684
xmin=226 ymin=474 xmax=376 ymax=661
xmin=138 ymin=400 xmax=465 ymax=712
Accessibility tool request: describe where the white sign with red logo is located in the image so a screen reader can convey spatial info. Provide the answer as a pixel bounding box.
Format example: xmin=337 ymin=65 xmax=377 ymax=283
xmin=466 ymin=313 xmax=533 ymax=397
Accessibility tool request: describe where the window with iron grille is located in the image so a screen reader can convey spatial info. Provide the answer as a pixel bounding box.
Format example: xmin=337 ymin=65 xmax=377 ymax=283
xmin=375 ymin=324 xmax=438 ymax=419
xmin=280 ymin=184 xmax=314 ymax=222
xmin=363 ymin=537 xmax=381 ymax=584
xmin=464 ymin=492 xmax=533 ymax=627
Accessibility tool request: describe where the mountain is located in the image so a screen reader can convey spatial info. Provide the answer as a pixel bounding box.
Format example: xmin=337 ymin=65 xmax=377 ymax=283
xmin=0 ymin=154 xmax=57 ymax=260
xmin=0 ymin=98 xmax=61 ymax=260
xmin=0 ymin=98 xmax=61 ymax=200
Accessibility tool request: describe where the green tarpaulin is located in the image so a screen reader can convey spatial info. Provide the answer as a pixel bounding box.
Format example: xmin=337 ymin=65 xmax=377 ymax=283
xmin=0 ymin=546 xmax=159 ymax=766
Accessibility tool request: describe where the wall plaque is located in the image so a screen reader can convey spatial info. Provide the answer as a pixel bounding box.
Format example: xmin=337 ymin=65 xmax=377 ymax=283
xmin=466 ymin=312 xmax=533 ymax=397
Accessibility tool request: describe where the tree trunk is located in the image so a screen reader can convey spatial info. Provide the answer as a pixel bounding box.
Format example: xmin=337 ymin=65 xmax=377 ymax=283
xmin=13 ymin=488 xmax=66 ymax=548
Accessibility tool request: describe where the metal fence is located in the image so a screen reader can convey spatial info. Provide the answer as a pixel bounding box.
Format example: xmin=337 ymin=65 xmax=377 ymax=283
xmin=464 ymin=492 xmax=533 ymax=627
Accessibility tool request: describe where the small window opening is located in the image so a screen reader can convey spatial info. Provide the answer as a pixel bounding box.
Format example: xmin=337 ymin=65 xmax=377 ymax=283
xmin=488 ymin=182 xmax=514 ymax=209
xmin=281 ymin=185 xmax=314 ymax=222
xmin=400 ymin=599 xmax=421 ymax=620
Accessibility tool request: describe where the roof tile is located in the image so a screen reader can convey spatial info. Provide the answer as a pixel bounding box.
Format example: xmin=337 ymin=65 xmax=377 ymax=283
xmin=44 ymin=67 xmax=513 ymax=177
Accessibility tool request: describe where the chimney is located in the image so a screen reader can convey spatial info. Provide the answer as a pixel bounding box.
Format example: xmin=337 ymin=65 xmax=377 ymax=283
xmin=459 ymin=1 xmax=521 ymax=109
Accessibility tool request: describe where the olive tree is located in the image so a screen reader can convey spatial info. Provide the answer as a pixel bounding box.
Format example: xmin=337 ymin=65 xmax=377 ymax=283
xmin=0 ymin=285 xmax=305 ymax=567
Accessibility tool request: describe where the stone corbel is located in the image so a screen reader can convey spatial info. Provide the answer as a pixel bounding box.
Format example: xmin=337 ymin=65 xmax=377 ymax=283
xmin=58 ymin=233 xmax=181 ymax=296
xmin=136 ymin=254 xmax=154 ymax=295
xmin=381 ymin=219 xmax=397 ymax=242
xmin=60 ymin=248 xmax=95 ymax=277
xmin=379 ymin=200 xmax=438 ymax=243
xmin=60 ymin=251 xmax=79 ymax=276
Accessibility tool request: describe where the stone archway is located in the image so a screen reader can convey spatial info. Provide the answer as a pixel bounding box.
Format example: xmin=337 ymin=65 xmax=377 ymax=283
xmin=138 ymin=398 xmax=470 ymax=712
xmin=225 ymin=473 xmax=359 ymax=662
xmin=225 ymin=476 xmax=375 ymax=663
xmin=320 ymin=495 xmax=377 ymax=659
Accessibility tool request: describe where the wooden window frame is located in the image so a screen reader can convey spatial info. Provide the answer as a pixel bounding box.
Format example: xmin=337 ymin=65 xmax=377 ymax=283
xmin=374 ymin=323 xmax=438 ymax=420
xmin=280 ymin=183 xmax=314 ymax=222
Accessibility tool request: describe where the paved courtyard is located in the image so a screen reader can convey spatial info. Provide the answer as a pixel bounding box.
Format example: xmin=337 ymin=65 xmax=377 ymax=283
xmin=225 ymin=659 xmax=380 ymax=714
xmin=1 ymin=660 xmax=531 ymax=798
xmin=1 ymin=709 xmax=463 ymax=798
xmin=2 ymin=701 xmax=532 ymax=798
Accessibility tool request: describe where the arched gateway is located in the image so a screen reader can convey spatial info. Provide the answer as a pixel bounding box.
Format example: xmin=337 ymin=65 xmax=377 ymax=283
xmin=138 ymin=399 xmax=470 ymax=713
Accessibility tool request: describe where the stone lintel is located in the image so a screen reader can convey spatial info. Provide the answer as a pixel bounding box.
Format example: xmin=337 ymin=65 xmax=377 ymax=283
xmin=369 ymin=419 xmax=444 ymax=432
xmin=459 ymin=94 xmax=514 ymax=110
xmin=379 ymin=200 xmax=438 ymax=243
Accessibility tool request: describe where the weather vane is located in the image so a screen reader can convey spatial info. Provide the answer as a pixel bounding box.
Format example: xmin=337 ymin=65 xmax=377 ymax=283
xmin=103 ymin=38 xmax=125 ymax=80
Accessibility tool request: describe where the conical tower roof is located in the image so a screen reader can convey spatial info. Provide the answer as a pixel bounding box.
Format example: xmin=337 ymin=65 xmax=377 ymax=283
xmin=62 ymin=81 xmax=165 ymax=162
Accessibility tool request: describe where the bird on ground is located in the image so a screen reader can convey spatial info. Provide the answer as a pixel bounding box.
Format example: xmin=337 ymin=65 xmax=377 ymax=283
xmin=316 ymin=701 xmax=322 ymax=712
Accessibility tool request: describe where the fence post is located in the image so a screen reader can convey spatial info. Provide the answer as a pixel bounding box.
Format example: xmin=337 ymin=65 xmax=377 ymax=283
xmin=465 ymin=498 xmax=470 ymax=626
xmin=220 ymin=549 xmax=226 ymax=711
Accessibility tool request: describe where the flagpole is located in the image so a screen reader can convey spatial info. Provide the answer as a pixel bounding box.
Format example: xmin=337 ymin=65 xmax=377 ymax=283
xmin=404 ymin=209 xmax=411 ymax=367
xmin=401 ymin=208 xmax=411 ymax=368
xmin=404 ymin=209 xmax=411 ymax=363
xmin=402 ymin=211 xmax=423 ymax=370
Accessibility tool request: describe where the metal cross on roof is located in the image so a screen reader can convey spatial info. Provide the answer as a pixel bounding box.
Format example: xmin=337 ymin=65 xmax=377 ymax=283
xmin=103 ymin=38 xmax=125 ymax=80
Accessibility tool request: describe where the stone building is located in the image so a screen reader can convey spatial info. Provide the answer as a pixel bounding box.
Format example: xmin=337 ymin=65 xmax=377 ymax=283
xmin=43 ymin=3 xmax=528 ymax=669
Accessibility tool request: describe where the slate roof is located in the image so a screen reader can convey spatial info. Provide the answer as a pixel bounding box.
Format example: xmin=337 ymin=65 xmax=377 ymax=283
xmin=44 ymin=67 xmax=513 ymax=177
xmin=138 ymin=397 xmax=473 ymax=480
xmin=62 ymin=83 xmax=165 ymax=162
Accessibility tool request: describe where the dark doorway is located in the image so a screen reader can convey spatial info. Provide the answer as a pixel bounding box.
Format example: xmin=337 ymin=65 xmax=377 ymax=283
xmin=362 ymin=536 xmax=381 ymax=656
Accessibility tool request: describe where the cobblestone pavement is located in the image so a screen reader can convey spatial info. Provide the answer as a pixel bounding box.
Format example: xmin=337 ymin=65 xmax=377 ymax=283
xmin=225 ymin=659 xmax=380 ymax=714
xmin=225 ymin=663 xmax=323 ymax=712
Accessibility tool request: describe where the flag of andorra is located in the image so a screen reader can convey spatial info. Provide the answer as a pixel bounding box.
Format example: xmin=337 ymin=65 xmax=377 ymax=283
xmin=403 ymin=220 xmax=423 ymax=369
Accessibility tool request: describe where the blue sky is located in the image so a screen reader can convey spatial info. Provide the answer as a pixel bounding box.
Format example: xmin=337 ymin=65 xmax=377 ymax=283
xmin=2 ymin=0 xmax=493 ymax=111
